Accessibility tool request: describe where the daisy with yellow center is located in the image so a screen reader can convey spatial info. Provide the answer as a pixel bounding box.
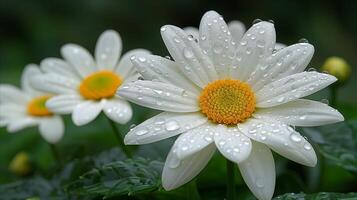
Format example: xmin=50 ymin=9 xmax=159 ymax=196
xmin=117 ymin=11 xmax=344 ymax=200
xmin=31 ymin=30 xmax=150 ymax=126
xmin=0 ymin=65 xmax=64 ymax=144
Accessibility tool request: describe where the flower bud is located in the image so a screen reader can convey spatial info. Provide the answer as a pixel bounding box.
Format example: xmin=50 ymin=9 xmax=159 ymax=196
xmin=321 ymin=57 xmax=351 ymax=84
xmin=9 ymin=152 xmax=32 ymax=176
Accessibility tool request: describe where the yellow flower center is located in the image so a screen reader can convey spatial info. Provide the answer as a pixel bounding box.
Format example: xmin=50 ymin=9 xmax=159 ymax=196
xmin=79 ymin=71 xmax=122 ymax=100
xmin=27 ymin=96 xmax=53 ymax=116
xmin=199 ymin=79 xmax=256 ymax=125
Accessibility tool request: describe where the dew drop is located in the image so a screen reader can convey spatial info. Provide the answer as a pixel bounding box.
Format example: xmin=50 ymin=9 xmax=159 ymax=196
xmin=303 ymin=143 xmax=312 ymax=150
xmin=290 ymin=133 xmax=302 ymax=142
xmin=135 ymin=127 xmax=149 ymax=136
xmin=299 ymin=38 xmax=309 ymax=43
xmin=160 ymin=27 xmax=166 ymax=32
xmin=183 ymin=48 xmax=194 ymax=59
xmin=165 ymin=120 xmax=180 ymax=131
xmin=255 ymin=178 xmax=265 ymax=188
xmin=252 ymin=19 xmax=262 ymax=25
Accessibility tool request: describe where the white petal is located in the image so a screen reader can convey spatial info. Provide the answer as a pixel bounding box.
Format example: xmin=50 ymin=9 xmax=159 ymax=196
xmin=115 ymin=49 xmax=150 ymax=79
xmin=254 ymin=99 xmax=344 ymax=127
xmin=95 ymin=30 xmax=122 ymax=70
xmin=0 ymin=104 xmax=26 ymax=118
xmin=124 ymin=112 xmax=207 ymax=145
xmin=199 ymin=11 xmax=235 ymax=78
xmin=131 ymin=54 xmax=200 ymax=94
xmin=162 ymin=143 xmax=216 ymax=190
xmin=103 ymin=98 xmax=132 ymax=124
xmin=231 ymin=22 xmax=276 ymax=81
xmin=39 ymin=116 xmax=64 ymax=144
xmin=238 ymin=118 xmax=317 ymax=167
xmin=183 ymin=27 xmax=199 ymax=40
xmin=249 ymin=43 xmax=314 ymax=91
xmin=256 ymin=72 xmax=337 ymax=107
xmin=40 ymin=57 xmax=80 ymax=80
xmin=161 ymin=25 xmax=218 ymax=88
xmin=7 ymin=117 xmax=38 ymax=132
xmin=172 ymin=123 xmax=215 ymax=159
xmin=61 ymin=44 xmax=96 ymax=77
xmin=0 ymin=84 xmax=30 ymax=104
xmin=72 ymin=100 xmax=103 ymax=126
xmin=117 ymin=80 xmax=199 ymax=112
xmin=214 ymin=125 xmax=252 ymax=163
xmin=21 ymin=64 xmax=43 ymax=96
xmin=46 ymin=94 xmax=83 ymax=114
xmin=228 ymin=20 xmax=246 ymax=44
xmin=238 ymin=142 xmax=275 ymax=200
xmin=31 ymin=74 xmax=79 ymax=94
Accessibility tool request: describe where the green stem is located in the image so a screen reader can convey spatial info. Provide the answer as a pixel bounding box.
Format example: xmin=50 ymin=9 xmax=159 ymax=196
xmin=186 ymin=179 xmax=201 ymax=200
xmin=330 ymin=85 xmax=338 ymax=107
xmin=106 ymin=117 xmax=133 ymax=158
xmin=226 ymin=159 xmax=236 ymax=200
xmin=48 ymin=143 xmax=62 ymax=166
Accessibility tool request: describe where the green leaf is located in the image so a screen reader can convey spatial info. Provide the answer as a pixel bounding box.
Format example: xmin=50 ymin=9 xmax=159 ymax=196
xmin=273 ymin=192 xmax=357 ymax=199
xmin=0 ymin=176 xmax=53 ymax=199
xmin=66 ymin=158 xmax=163 ymax=198
xmin=301 ymin=120 xmax=357 ymax=174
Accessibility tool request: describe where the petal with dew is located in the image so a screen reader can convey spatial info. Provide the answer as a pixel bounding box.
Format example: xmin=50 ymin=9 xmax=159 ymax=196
xmin=118 ymin=80 xmax=199 ymax=112
xmin=238 ymin=141 xmax=275 ymax=200
xmin=230 ymin=21 xmax=276 ymax=81
xmin=115 ymin=49 xmax=150 ymax=79
xmin=61 ymin=44 xmax=96 ymax=77
xmin=214 ymin=125 xmax=252 ymax=163
xmin=103 ymin=98 xmax=132 ymax=124
xmin=248 ymin=43 xmax=314 ymax=91
xmin=161 ymin=25 xmax=218 ymax=88
xmin=199 ymin=11 xmax=236 ymax=78
xmin=72 ymin=100 xmax=103 ymax=126
xmin=238 ymin=118 xmax=317 ymax=167
xmin=124 ymin=112 xmax=207 ymax=145
xmin=256 ymin=72 xmax=337 ymax=107
xmin=95 ymin=30 xmax=122 ymax=71
xmin=172 ymin=123 xmax=215 ymax=159
xmin=254 ymin=99 xmax=344 ymax=127
xmin=162 ymin=143 xmax=216 ymax=190
xmin=131 ymin=54 xmax=200 ymax=94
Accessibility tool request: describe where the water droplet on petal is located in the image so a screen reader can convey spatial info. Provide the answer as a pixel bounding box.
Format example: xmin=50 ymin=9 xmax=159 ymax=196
xmin=135 ymin=127 xmax=149 ymax=136
xmin=303 ymin=143 xmax=312 ymax=150
xmin=165 ymin=120 xmax=180 ymax=131
xmin=183 ymin=48 xmax=194 ymax=59
xmin=290 ymin=133 xmax=302 ymax=142
xmin=252 ymin=19 xmax=262 ymax=25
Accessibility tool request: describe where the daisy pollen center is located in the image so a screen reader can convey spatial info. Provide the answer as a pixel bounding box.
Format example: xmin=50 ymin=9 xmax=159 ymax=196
xmin=27 ymin=95 xmax=53 ymax=116
xmin=79 ymin=71 xmax=122 ymax=100
xmin=199 ymin=79 xmax=256 ymax=125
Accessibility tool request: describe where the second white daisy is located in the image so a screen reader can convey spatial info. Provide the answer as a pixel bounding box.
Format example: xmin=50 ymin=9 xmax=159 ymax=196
xmin=32 ymin=30 xmax=150 ymax=126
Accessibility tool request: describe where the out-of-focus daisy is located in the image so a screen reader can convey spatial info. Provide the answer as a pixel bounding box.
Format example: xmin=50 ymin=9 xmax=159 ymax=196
xmin=118 ymin=11 xmax=343 ymax=200
xmin=184 ymin=19 xmax=286 ymax=51
xmin=0 ymin=65 xmax=64 ymax=144
xmin=32 ymin=30 xmax=150 ymax=126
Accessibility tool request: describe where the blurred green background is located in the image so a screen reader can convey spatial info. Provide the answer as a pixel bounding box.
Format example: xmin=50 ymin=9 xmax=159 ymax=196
xmin=0 ymin=0 xmax=356 ymax=199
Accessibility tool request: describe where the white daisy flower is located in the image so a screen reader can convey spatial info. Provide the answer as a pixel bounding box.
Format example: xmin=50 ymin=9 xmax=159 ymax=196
xmin=31 ymin=30 xmax=150 ymax=126
xmin=184 ymin=19 xmax=286 ymax=51
xmin=117 ymin=11 xmax=344 ymax=200
xmin=0 ymin=65 xmax=64 ymax=144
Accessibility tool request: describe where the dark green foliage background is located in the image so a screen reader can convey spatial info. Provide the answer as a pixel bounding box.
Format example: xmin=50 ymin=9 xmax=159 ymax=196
xmin=0 ymin=0 xmax=356 ymax=199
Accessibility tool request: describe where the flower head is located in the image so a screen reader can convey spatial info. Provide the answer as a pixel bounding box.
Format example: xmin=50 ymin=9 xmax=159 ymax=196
xmin=0 ymin=65 xmax=64 ymax=143
xmin=321 ymin=56 xmax=351 ymax=84
xmin=117 ymin=11 xmax=344 ymax=200
xmin=31 ymin=30 xmax=150 ymax=126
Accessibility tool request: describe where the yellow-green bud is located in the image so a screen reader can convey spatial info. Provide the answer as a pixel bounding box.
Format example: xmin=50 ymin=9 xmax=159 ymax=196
xmin=26 ymin=198 xmax=40 ymax=200
xmin=9 ymin=152 xmax=32 ymax=176
xmin=321 ymin=56 xmax=351 ymax=84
